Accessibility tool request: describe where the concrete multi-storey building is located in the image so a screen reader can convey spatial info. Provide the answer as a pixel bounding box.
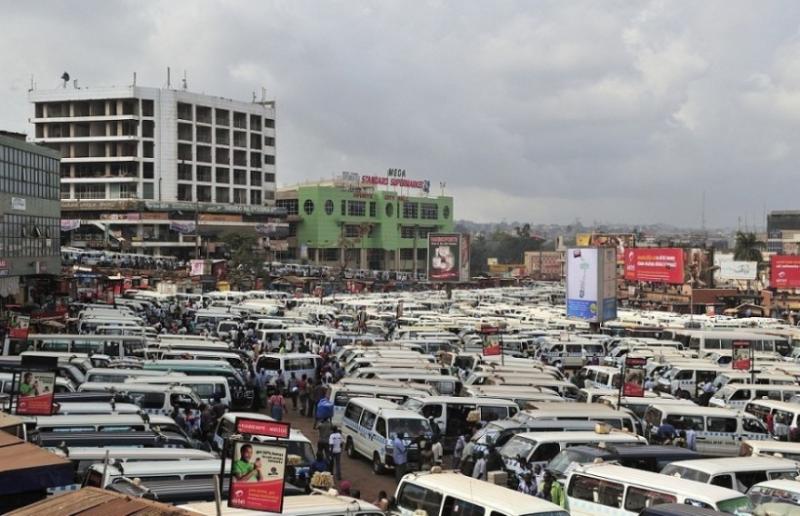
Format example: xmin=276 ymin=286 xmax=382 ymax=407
xmin=276 ymin=174 xmax=454 ymax=272
xmin=768 ymin=211 xmax=800 ymax=255
xmin=28 ymin=83 xmax=283 ymax=256
xmin=0 ymin=132 xmax=60 ymax=300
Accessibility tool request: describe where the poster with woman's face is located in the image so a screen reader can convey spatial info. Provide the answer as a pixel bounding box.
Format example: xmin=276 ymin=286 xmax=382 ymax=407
xmin=17 ymin=371 xmax=55 ymax=415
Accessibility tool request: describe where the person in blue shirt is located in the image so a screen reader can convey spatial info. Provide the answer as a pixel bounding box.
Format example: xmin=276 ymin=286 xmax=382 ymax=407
xmin=392 ymin=432 xmax=408 ymax=482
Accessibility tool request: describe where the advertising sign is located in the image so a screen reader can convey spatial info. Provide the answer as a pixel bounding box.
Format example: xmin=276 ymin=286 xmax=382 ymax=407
xmin=169 ymin=220 xmax=197 ymax=234
xmin=255 ymin=223 xmax=290 ymax=238
xmin=459 ymin=233 xmax=471 ymax=282
xmin=16 ymin=370 xmax=55 ymax=415
xmin=718 ymin=260 xmax=757 ymax=281
xmin=60 ymin=219 xmax=80 ymax=232
xmin=483 ymin=336 xmax=502 ymax=356
xmin=770 ymin=255 xmax=800 ymax=289
xmin=428 ymin=234 xmax=461 ymax=282
xmin=624 ymin=248 xmax=684 ymax=284
xmin=236 ymin=418 xmax=291 ymax=439
xmin=228 ymin=441 xmax=287 ymax=512
xmin=9 ymin=314 xmax=30 ymax=339
xmin=189 ymin=259 xmax=206 ymax=277
xmin=732 ymin=341 xmax=752 ymax=371
xmin=623 ymin=357 xmax=647 ymax=397
xmin=566 ymin=247 xmax=617 ymax=323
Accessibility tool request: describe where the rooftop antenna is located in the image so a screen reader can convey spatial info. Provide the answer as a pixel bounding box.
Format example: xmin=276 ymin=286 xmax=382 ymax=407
xmin=60 ymin=72 xmax=70 ymax=88
xmin=167 ymin=67 xmax=171 ymax=88
xmin=29 ymin=75 xmax=34 ymax=92
xmin=252 ymin=91 xmax=256 ymax=103
xmin=261 ymin=87 xmax=266 ymax=103
xmin=182 ymin=70 xmax=187 ymax=90
xmin=132 ymin=71 xmax=137 ymax=86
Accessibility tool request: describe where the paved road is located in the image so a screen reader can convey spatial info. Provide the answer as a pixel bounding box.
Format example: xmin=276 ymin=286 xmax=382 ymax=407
xmin=280 ymin=406 xmax=399 ymax=504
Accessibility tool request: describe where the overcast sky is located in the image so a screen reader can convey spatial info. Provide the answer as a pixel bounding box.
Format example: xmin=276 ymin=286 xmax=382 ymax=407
xmin=2 ymin=1 xmax=799 ymax=227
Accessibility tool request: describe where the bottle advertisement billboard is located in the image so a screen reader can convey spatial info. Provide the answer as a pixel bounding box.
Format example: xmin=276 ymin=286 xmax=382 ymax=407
xmin=566 ymin=247 xmax=617 ymax=323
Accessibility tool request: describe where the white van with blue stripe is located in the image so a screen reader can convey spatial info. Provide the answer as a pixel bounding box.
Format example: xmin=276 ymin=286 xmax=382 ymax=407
xmin=340 ymin=397 xmax=431 ymax=474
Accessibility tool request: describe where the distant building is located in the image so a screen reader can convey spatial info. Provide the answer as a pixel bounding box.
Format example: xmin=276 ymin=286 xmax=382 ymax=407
xmin=276 ymin=174 xmax=453 ymax=272
xmin=524 ymin=251 xmax=564 ymax=280
xmin=767 ymin=211 xmax=800 ymax=255
xmin=28 ymin=84 xmax=283 ymax=256
xmin=0 ymin=134 xmax=60 ymax=301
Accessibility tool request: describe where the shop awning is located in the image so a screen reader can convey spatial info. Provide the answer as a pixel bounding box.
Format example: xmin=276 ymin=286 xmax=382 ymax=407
xmin=0 ymin=435 xmax=73 ymax=496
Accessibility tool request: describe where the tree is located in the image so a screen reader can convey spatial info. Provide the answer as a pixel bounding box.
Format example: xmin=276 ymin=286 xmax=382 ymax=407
xmin=733 ymin=231 xmax=764 ymax=264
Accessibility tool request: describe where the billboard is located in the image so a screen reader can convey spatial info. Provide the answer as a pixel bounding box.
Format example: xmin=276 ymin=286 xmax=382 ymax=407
xmin=732 ymin=341 xmax=752 ymax=371
xmin=17 ymin=370 xmax=55 ymax=415
xmin=428 ymin=233 xmax=461 ymax=282
xmin=566 ymin=247 xmax=617 ymax=323
xmin=718 ymin=260 xmax=758 ymax=281
xmin=459 ymin=233 xmax=471 ymax=282
xmin=236 ymin=418 xmax=291 ymax=439
xmin=623 ymin=357 xmax=647 ymax=397
xmin=624 ymin=248 xmax=684 ymax=284
xmin=770 ymin=255 xmax=800 ymax=289
xmin=228 ymin=441 xmax=287 ymax=512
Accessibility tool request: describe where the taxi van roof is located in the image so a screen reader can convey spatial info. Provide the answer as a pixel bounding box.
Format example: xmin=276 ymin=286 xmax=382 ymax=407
xmin=748 ymin=479 xmax=800 ymax=493
xmin=742 ymin=439 xmax=800 ymax=451
xmin=33 ymin=413 xmax=175 ymax=425
xmin=53 ymin=447 xmax=215 ymax=460
xmin=571 ymin=464 xmax=747 ymax=502
xmin=401 ymin=471 xmax=566 ymax=515
xmin=181 ymin=494 xmax=382 ymax=515
xmin=666 ymin=456 xmax=800 ymax=475
xmin=97 ymin=458 xmax=228 ymax=475
xmin=745 ymin=399 xmax=800 ymax=412
xmin=647 ymin=404 xmax=746 ymax=416
xmin=408 ymin=396 xmax=517 ymax=405
xmin=511 ymin=430 xmax=645 ymax=443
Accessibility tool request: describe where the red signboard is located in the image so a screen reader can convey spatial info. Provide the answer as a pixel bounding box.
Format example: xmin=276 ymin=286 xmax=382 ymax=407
xmin=483 ymin=339 xmax=501 ymax=356
xmin=770 ymin=255 xmax=800 ymax=289
xmin=236 ymin=418 xmax=291 ymax=439
xmin=16 ymin=371 xmax=56 ymax=415
xmin=623 ymin=357 xmax=647 ymax=397
xmin=229 ymin=441 xmax=286 ymax=512
xmin=624 ymin=248 xmax=684 ymax=284
xmin=732 ymin=341 xmax=752 ymax=371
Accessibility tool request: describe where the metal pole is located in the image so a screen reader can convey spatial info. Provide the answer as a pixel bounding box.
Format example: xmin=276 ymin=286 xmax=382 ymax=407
xmin=213 ymin=473 xmax=222 ymax=516
xmin=195 ymin=200 xmax=200 ymax=260
xmin=101 ymin=449 xmax=110 ymax=487
xmin=617 ymin=360 xmax=625 ymax=411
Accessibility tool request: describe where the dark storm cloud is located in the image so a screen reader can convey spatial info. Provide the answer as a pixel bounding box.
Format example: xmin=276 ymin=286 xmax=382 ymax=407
xmin=2 ymin=0 xmax=800 ymax=226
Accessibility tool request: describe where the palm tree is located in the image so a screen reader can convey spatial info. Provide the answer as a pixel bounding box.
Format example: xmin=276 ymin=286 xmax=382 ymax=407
xmin=733 ymin=231 xmax=765 ymax=263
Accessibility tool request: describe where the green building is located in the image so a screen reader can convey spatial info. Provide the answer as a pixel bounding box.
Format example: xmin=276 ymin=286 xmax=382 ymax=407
xmin=276 ymin=179 xmax=454 ymax=272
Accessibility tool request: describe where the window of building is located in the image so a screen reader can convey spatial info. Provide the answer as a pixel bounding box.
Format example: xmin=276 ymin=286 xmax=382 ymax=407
xmin=386 ymin=203 xmax=394 ymax=217
xmin=250 ymin=171 xmax=262 ymax=187
xmin=324 ymin=200 xmax=334 ymax=215
xmin=196 ymin=165 xmax=212 ymax=182
xmin=264 ymin=136 xmax=275 ymax=147
xmin=276 ymin=199 xmax=298 ymax=216
xmin=215 ymin=108 xmax=229 ymax=126
xmin=344 ymin=225 xmax=360 ymax=238
xmin=369 ymin=201 xmax=376 ymax=217
xmin=304 ymin=200 xmax=315 ymax=215
xmin=402 ymin=202 xmax=418 ymax=219
xmin=264 ymin=154 xmax=275 ymax=165
xmin=216 ymin=147 xmax=230 ymax=165
xmin=340 ymin=200 xmax=346 ymax=216
xmin=443 ymin=205 xmax=450 ymax=219
xmin=322 ymin=248 xmax=339 ymax=262
xmin=142 ymin=120 xmax=154 ymax=138
xmin=215 ymin=167 xmax=230 ymax=184
xmin=233 ymin=169 xmax=247 ymax=185
xmin=216 ymin=187 xmax=230 ymax=203
xmin=233 ymin=188 xmax=247 ymax=204
xmin=141 ymin=99 xmax=154 ymax=117
xmin=264 ymin=118 xmax=275 ymax=128
xmin=233 ymin=112 xmax=247 ymax=129
xmin=250 ymin=151 xmax=260 ymax=168
xmin=249 ymin=114 xmax=262 ymax=132
xmin=197 ymin=185 xmax=212 ymax=202
xmin=215 ymin=127 xmax=230 ymax=145
xmin=142 ymin=182 xmax=154 ymax=200
xmin=400 ymin=248 xmax=415 ymax=260
xmin=196 ymin=146 xmax=212 ymax=163
xmin=250 ymin=190 xmax=262 ymax=205
xmin=418 ymin=227 xmax=433 ymax=239
xmin=417 ymin=248 xmax=427 ymax=260
xmin=401 ymin=226 xmax=416 ymax=239
xmin=142 ymin=141 xmax=154 ymax=158
xmin=177 ymin=102 xmax=192 ymax=121
xmin=421 ymin=203 xmax=438 ymax=220
xmin=233 ymin=149 xmax=247 ymax=167
xmin=348 ymin=200 xmax=366 ymax=217
xmin=264 ymin=173 xmax=275 ymax=183
xmin=177 ymin=184 xmax=192 ymax=201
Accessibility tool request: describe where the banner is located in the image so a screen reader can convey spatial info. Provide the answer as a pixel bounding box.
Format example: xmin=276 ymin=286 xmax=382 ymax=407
xmin=169 ymin=220 xmax=197 ymax=234
xmin=17 ymin=370 xmax=55 ymax=415
xmin=229 ymin=441 xmax=287 ymax=512
xmin=732 ymin=341 xmax=752 ymax=371
xmin=770 ymin=255 xmax=800 ymax=289
xmin=566 ymin=247 xmax=617 ymax=323
xmin=428 ymin=234 xmax=461 ymax=282
xmin=255 ymin=223 xmax=289 ymax=238
xmin=483 ymin=336 xmax=502 ymax=356
xmin=459 ymin=233 xmax=471 ymax=282
xmin=190 ymin=259 xmax=206 ymax=277
xmin=624 ymin=248 xmax=684 ymax=284
xmin=717 ymin=259 xmax=758 ymax=281
xmin=9 ymin=314 xmax=30 ymax=339
xmin=236 ymin=418 xmax=291 ymax=439
xmin=60 ymin=219 xmax=80 ymax=232
xmin=623 ymin=357 xmax=647 ymax=397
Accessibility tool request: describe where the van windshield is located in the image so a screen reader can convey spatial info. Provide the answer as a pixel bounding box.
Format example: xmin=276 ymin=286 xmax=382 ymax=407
xmin=500 ymin=437 xmax=536 ymax=460
xmin=715 ymin=496 xmax=753 ymax=514
xmin=389 ymin=418 xmax=430 ymax=439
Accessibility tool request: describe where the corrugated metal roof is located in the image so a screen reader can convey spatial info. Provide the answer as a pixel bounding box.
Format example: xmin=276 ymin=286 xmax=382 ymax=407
xmin=8 ymin=487 xmax=193 ymax=516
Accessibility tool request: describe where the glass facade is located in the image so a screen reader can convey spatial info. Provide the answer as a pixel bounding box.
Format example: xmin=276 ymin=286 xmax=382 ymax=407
xmin=0 ymin=144 xmax=59 ymax=200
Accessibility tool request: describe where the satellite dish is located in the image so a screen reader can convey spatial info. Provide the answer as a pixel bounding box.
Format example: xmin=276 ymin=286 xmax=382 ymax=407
xmin=61 ymin=72 xmax=70 ymax=82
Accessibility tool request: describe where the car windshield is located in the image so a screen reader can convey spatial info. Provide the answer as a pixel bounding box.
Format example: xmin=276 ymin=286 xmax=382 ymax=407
xmin=474 ymin=423 xmax=503 ymax=444
xmin=660 ymin=465 xmax=710 ymax=483
xmin=286 ymin=441 xmax=315 ymax=465
xmin=389 ymin=418 xmax=430 ymax=439
xmin=547 ymin=449 xmax=594 ymax=477
xmin=500 ymin=437 xmax=536 ymax=460
xmin=403 ymin=399 xmax=424 ymax=412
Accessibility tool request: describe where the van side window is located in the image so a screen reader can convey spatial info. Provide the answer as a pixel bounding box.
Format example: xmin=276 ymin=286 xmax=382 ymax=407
xmin=344 ymin=403 xmax=363 ymax=423
xmin=730 ymin=389 xmax=751 ymax=401
xmin=665 ymin=415 xmax=703 ymax=431
xmin=442 ymin=496 xmax=485 ymax=516
xmin=360 ymin=410 xmax=377 ymax=430
xmin=742 ymin=418 xmax=767 ymax=434
xmin=396 ymin=482 xmax=443 ymax=516
xmin=568 ymin=474 xmax=624 ymax=508
xmin=531 ymin=442 xmax=561 ymax=462
xmin=624 ymin=486 xmax=676 ymax=512
xmin=142 ymin=393 xmax=166 ymax=409
xmin=710 ymin=474 xmax=733 ymax=489
xmin=376 ymin=417 xmax=387 ymax=438
xmin=737 ymin=471 xmax=768 ymax=490
xmin=219 ymin=418 xmax=235 ymax=439
xmin=422 ymin=405 xmax=443 ymax=419
xmin=707 ymin=417 xmax=737 ymax=433
xmin=480 ymin=406 xmax=507 ymax=423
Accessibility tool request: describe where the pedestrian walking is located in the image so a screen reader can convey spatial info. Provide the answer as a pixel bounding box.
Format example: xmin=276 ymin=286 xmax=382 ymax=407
xmin=392 ymin=432 xmax=408 ymax=482
xmin=268 ymin=391 xmax=286 ymax=421
xmin=329 ymin=426 xmax=343 ymax=480
xmin=471 ymin=451 xmax=487 ymax=480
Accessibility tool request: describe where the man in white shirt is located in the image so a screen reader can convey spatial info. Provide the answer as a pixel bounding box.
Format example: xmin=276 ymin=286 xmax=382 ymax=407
xmin=431 ymin=437 xmax=443 ymax=466
xmin=328 ymin=426 xmax=343 ymax=480
xmin=471 ymin=451 xmax=487 ymax=480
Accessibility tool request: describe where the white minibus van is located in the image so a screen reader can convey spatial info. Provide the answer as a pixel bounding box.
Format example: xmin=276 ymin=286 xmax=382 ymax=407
xmin=661 ymin=456 xmax=800 ymax=493
xmin=565 ymin=463 xmax=754 ymax=514
xmin=126 ymin=375 xmax=232 ymax=407
xmin=393 ymin=471 xmax=568 ymax=516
